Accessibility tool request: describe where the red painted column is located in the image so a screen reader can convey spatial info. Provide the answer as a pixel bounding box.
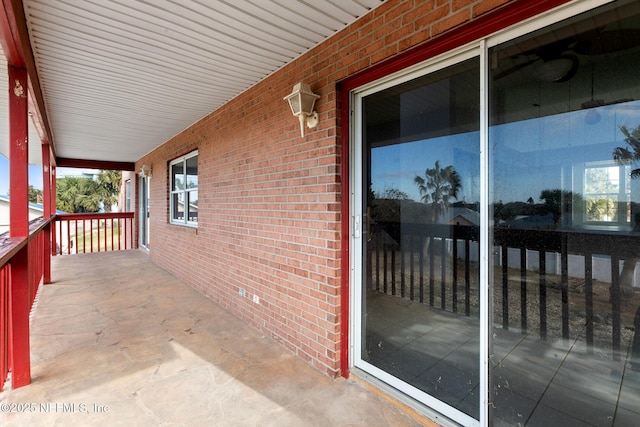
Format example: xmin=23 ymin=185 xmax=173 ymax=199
xmin=8 ymin=64 xmax=31 ymax=388
xmin=8 ymin=65 xmax=28 ymax=238
xmin=9 ymin=248 xmax=29 ymax=388
xmin=42 ymin=143 xmax=51 ymax=284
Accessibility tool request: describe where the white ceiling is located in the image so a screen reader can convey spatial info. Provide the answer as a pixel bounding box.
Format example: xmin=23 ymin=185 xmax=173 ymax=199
xmin=1 ymin=0 xmax=384 ymax=166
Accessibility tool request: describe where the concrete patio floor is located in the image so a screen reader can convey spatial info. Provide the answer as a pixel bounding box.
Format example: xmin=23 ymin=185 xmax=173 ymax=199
xmin=0 ymin=250 xmax=428 ymax=427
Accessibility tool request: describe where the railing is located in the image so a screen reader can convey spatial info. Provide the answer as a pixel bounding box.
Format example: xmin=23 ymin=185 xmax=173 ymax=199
xmin=0 ymin=261 xmax=9 ymax=392
xmin=493 ymin=228 xmax=639 ymax=359
xmin=0 ymin=212 xmax=136 ymax=391
xmin=54 ymin=212 xmax=135 ymax=255
xmin=0 ymin=217 xmax=51 ymax=391
xmin=368 ymin=222 xmax=480 ymax=315
xmin=368 ymin=222 xmax=640 ymax=357
xmin=28 ymin=229 xmax=45 ymax=305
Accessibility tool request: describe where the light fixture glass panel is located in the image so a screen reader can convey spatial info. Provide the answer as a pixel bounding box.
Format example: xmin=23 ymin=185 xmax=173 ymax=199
xmin=288 ymin=96 xmax=301 ymax=114
xmin=300 ymin=95 xmax=316 ymax=114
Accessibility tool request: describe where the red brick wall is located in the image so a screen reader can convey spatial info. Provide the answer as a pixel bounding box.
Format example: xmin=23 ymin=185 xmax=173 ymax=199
xmin=135 ymin=0 xmax=515 ymax=377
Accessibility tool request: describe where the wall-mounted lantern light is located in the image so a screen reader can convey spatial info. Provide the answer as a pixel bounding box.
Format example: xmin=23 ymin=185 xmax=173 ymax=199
xmin=284 ymin=82 xmax=320 ymax=137
xmin=140 ymin=164 xmax=152 ymax=178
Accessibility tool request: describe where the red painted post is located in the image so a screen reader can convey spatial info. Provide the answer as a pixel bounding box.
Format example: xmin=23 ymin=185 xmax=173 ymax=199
xmin=10 ymin=248 xmax=30 ymax=388
xmin=8 ymin=65 xmax=31 ymax=388
xmin=0 ymin=265 xmax=9 ymax=391
xmin=42 ymin=144 xmax=51 ymax=284
xmin=8 ymin=65 xmax=28 ymax=238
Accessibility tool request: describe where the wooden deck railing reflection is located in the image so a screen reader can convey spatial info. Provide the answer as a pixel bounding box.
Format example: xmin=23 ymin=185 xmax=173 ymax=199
xmin=54 ymin=212 xmax=135 ymax=255
xmin=368 ymin=222 xmax=479 ymax=315
xmin=368 ymin=222 xmax=640 ymax=357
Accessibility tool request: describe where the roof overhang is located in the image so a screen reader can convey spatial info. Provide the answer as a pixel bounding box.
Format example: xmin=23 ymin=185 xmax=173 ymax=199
xmin=0 ymin=0 xmax=385 ymax=170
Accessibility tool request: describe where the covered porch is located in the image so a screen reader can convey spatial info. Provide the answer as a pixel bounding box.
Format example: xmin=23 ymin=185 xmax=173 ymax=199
xmin=2 ymin=1 xmax=640 ymax=425
xmin=1 ymin=250 xmax=425 ymax=426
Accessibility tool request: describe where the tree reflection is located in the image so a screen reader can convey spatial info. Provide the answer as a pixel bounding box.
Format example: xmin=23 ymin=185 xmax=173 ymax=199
xmin=613 ymin=125 xmax=640 ymax=179
xmin=539 ymin=189 xmax=583 ymax=228
xmin=613 ymin=125 xmax=640 ymax=298
xmin=414 ymin=160 xmax=462 ymax=223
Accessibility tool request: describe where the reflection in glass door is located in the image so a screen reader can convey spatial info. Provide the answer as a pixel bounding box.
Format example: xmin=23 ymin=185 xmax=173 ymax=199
xmin=488 ymin=1 xmax=640 ymax=424
xmin=351 ymin=1 xmax=640 ymax=425
xmin=354 ymin=56 xmax=481 ymax=425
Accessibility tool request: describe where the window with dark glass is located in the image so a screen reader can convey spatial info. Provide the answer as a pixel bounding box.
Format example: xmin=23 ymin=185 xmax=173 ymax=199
xmin=170 ymin=151 xmax=198 ymax=226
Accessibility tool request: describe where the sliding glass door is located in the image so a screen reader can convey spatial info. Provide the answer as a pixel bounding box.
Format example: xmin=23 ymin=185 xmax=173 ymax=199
xmin=351 ymin=1 xmax=640 ymax=425
xmin=353 ymin=53 xmax=482 ymax=426
xmin=139 ymin=176 xmax=150 ymax=249
xmin=488 ymin=2 xmax=640 ymax=424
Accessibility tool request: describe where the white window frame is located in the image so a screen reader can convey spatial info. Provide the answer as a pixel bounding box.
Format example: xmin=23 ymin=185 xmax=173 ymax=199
xmin=581 ymin=161 xmax=631 ymax=227
xmin=170 ymin=150 xmax=198 ymax=227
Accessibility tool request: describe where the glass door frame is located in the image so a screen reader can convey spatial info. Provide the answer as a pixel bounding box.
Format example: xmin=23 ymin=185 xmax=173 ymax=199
xmin=346 ymin=2 xmax=611 ymax=426
xmin=350 ymin=44 xmax=485 ymax=427
xmin=139 ymin=176 xmax=150 ymax=250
